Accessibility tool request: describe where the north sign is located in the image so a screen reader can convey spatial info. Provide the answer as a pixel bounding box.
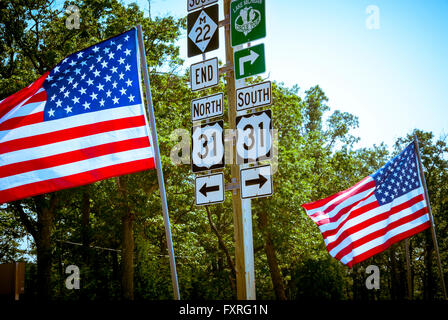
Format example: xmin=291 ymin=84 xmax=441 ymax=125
xmin=190 ymin=57 xmax=219 ymax=91
xmin=236 ymin=81 xmax=271 ymax=112
xmin=187 ymin=4 xmax=219 ymax=57
xmin=191 ymin=92 xmax=224 ymax=122
xmin=230 ymin=0 xmax=266 ymax=47
xmin=234 ymin=43 xmax=265 ymax=80
xmin=240 ymin=164 xmax=273 ymax=200
xmin=195 ymin=172 xmax=224 ymax=206
xmin=236 ymin=109 xmax=272 ymax=164
xmin=191 ymin=120 xmax=225 ymax=173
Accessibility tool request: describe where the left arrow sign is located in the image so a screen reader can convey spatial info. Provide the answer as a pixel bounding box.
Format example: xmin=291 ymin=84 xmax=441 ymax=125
xmin=200 ymin=183 xmax=220 ymax=197
xmin=195 ymin=172 xmax=224 ymax=206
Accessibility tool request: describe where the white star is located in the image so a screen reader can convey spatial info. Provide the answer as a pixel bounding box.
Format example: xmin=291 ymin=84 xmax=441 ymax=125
xmin=112 ymin=81 xmax=118 ymax=89
xmin=128 ymin=94 xmax=135 ymax=102
xmin=53 ymin=66 xmax=60 ymax=73
xmin=119 ymin=87 xmax=127 ymax=95
xmin=80 ymin=60 xmax=87 ymax=66
xmin=79 ymin=87 xmax=87 ymax=95
xmin=118 ymin=57 xmax=125 ymax=64
xmin=46 ymin=75 xmax=53 ymax=82
xmin=55 ymin=100 xmax=62 ymax=108
xmin=103 ymin=47 xmax=110 ymax=54
xmin=92 ymin=46 xmax=100 ymax=53
xmin=48 ymin=108 xmax=55 ymax=117
xmin=90 ymin=92 xmax=98 ymax=100
xmin=62 ymin=57 xmax=69 ymax=63
xmin=125 ymin=64 xmax=131 ymax=71
xmin=67 ymin=76 xmax=74 ymax=84
xmin=89 ymin=64 xmax=95 ymax=71
xmin=116 ymin=44 xmax=123 ymax=50
xmin=101 ymin=60 xmax=108 ymax=68
xmin=93 ymin=69 xmax=101 ymax=77
xmin=112 ymin=96 xmax=119 ymax=104
xmin=83 ymin=101 xmax=91 ymax=110
xmin=124 ymin=49 xmax=131 ymax=56
xmin=118 ymin=72 xmax=124 ymax=80
xmin=59 ymin=85 xmax=66 ymax=93
xmin=65 ymin=105 xmax=73 ymax=113
xmin=104 ymin=74 xmax=112 ymax=82
xmin=86 ymin=78 xmax=94 ymax=86
xmin=108 ymin=52 xmax=115 ymax=59
xmin=124 ymin=35 xmax=130 ymax=41
xmin=72 ymin=96 xmax=80 ymax=104
xmin=74 ymin=68 xmax=81 ymax=75
xmin=50 ymin=94 xmax=56 ymax=101
xmin=81 ymin=73 xmax=86 ymax=80
xmin=69 ymin=60 xmax=76 ymax=67
xmin=72 ymin=82 xmax=79 ymax=89
xmin=99 ymin=99 xmax=105 ymax=107
xmin=63 ymin=91 xmax=70 ymax=98
xmin=106 ymin=90 xmax=112 ymax=97
xmin=110 ymin=66 xmax=118 ymax=73
xmin=96 ymin=83 xmax=104 ymax=91
xmin=96 ymin=56 xmax=103 ymax=63
xmin=126 ymin=79 xmax=132 ymax=87
xmin=77 ymin=52 xmax=84 ymax=58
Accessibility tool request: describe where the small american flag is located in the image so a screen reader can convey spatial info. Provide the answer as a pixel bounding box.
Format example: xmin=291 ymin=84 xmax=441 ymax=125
xmin=0 ymin=28 xmax=155 ymax=204
xmin=302 ymin=142 xmax=430 ymax=267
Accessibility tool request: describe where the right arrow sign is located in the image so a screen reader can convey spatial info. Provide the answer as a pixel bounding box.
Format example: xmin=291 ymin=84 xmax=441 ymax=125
xmin=240 ymin=164 xmax=273 ymax=200
xmin=234 ymin=43 xmax=265 ymax=80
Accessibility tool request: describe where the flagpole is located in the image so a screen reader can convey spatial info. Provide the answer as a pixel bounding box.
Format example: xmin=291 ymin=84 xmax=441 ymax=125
xmin=136 ymin=25 xmax=180 ymax=300
xmin=414 ymin=136 xmax=447 ymax=300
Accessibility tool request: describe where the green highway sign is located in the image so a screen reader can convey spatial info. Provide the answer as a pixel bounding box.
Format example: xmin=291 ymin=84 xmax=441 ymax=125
xmin=234 ymin=43 xmax=265 ymax=80
xmin=230 ymin=0 xmax=266 ymax=47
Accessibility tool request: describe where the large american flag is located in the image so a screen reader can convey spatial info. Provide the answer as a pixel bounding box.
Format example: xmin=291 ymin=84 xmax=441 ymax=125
xmin=302 ymin=142 xmax=431 ymax=267
xmin=0 ymin=28 xmax=155 ymax=204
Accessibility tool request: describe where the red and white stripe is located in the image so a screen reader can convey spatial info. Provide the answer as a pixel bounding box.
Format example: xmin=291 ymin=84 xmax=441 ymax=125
xmin=302 ymin=175 xmax=430 ymax=267
xmin=0 ymin=75 xmax=154 ymax=204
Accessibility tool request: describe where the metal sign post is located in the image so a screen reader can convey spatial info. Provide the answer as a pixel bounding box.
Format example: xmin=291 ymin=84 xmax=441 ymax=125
xmin=224 ymin=0 xmax=256 ymax=300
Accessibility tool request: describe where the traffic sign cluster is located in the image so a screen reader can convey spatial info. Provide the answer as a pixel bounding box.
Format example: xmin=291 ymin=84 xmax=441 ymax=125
xmin=187 ymin=0 xmax=273 ymax=206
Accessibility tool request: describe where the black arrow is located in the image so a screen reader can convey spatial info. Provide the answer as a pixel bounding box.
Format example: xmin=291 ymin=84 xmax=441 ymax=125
xmin=245 ymin=174 xmax=268 ymax=189
xmin=199 ymin=183 xmax=220 ymax=197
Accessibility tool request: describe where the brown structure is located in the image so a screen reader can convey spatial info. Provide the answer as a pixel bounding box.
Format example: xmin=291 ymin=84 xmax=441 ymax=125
xmin=0 ymin=262 xmax=26 ymax=300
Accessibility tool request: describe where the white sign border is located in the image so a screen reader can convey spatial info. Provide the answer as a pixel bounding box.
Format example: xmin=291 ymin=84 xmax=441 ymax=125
xmin=195 ymin=172 xmax=225 ymax=206
xmin=187 ymin=0 xmax=218 ymax=13
xmin=190 ymin=57 xmax=219 ymax=92
xmin=191 ymin=92 xmax=224 ymax=122
xmin=236 ymin=81 xmax=272 ymax=112
xmin=240 ymin=164 xmax=273 ymax=200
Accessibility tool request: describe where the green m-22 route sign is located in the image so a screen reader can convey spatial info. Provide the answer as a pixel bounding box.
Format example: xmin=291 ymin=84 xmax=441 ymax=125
xmin=231 ymin=0 xmax=266 ymax=47
xmin=234 ymin=43 xmax=265 ymax=80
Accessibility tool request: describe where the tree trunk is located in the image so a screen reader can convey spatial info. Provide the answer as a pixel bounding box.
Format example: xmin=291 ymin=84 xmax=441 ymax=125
xmin=257 ymin=210 xmax=287 ymax=300
xmin=424 ymin=230 xmax=435 ymax=300
xmin=116 ymin=176 xmax=134 ymax=300
xmin=35 ymin=195 xmax=57 ymax=300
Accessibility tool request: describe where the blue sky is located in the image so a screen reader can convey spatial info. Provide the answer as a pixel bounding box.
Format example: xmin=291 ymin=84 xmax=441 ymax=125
xmin=107 ymin=1 xmax=448 ymax=149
